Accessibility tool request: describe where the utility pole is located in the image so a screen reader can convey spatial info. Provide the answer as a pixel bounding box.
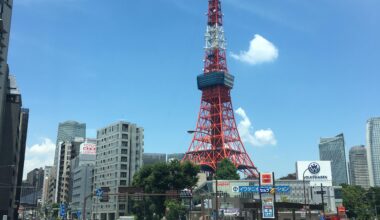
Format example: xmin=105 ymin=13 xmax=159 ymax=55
xmin=258 ymin=173 xmax=262 ymax=220
xmin=302 ymin=168 xmax=308 ymax=220
xmin=272 ymin=172 xmax=278 ymax=220
xmin=320 ymin=184 xmax=324 ymax=215
xmin=375 ymin=204 xmax=378 ymax=220
xmin=372 ymin=191 xmax=378 ymax=220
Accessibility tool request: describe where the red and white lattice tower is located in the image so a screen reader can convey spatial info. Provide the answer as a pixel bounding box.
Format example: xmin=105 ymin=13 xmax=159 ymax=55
xmin=183 ymin=0 xmax=258 ymax=177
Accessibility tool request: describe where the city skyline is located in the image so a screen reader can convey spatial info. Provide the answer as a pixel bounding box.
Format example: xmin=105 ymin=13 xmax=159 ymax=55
xmin=10 ymin=0 xmax=380 ymax=178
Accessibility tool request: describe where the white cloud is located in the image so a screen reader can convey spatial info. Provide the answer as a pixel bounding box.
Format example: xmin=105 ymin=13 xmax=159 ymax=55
xmin=235 ymin=107 xmax=277 ymax=147
xmin=23 ymin=138 xmax=55 ymax=179
xmin=231 ymin=34 xmax=278 ymax=65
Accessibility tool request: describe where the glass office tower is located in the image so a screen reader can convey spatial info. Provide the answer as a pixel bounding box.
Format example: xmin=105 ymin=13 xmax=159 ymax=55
xmin=367 ymin=117 xmax=380 ymax=187
xmin=54 ymin=121 xmax=86 ymax=166
xmin=349 ymin=145 xmax=370 ymax=189
xmin=319 ymin=133 xmax=348 ymax=186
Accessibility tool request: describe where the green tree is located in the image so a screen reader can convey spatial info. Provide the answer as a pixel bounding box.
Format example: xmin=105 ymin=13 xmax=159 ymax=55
xmin=342 ymin=184 xmax=372 ymax=219
xmin=165 ymin=200 xmax=186 ymax=220
xmin=215 ymin=158 xmax=240 ymax=180
xmin=366 ymin=187 xmax=380 ymax=217
xmin=131 ymin=160 xmax=200 ymax=219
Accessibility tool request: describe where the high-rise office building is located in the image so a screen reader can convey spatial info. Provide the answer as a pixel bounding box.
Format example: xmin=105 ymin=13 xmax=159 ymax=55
xmin=41 ymin=166 xmax=53 ymax=204
xmin=49 ymin=122 xmax=85 ymax=203
xmin=142 ymin=153 xmax=166 ymax=166
xmin=319 ymin=133 xmax=348 ymax=186
xmin=26 ymin=168 xmax=45 ymax=189
xmin=0 ymin=1 xmax=29 ymax=220
xmin=20 ymin=168 xmax=45 ymax=205
xmin=349 ymin=146 xmax=370 ymax=189
xmin=70 ymin=139 xmax=96 ymax=219
xmin=93 ymin=121 xmax=144 ymax=220
xmin=15 ymin=108 xmax=29 ymax=207
xmin=54 ymin=121 xmax=86 ymax=166
xmin=55 ymin=138 xmax=85 ymax=203
xmin=0 ymin=0 xmax=12 ymax=140
xmin=0 ymin=77 xmax=29 ymax=219
xmin=46 ymin=168 xmax=57 ymax=204
xmin=367 ymin=117 xmax=380 ymax=187
xmin=55 ymin=141 xmax=74 ymax=203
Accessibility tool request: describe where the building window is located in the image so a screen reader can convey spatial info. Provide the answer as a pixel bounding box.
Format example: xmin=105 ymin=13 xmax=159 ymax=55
xmin=122 ymin=141 xmax=128 ymax=147
xmin=121 ymin=164 xmax=127 ymax=170
xmin=121 ymin=172 xmax=127 ymax=178
xmin=121 ymin=157 xmax=128 ymax=162
xmin=121 ymin=149 xmax=128 ymax=154
xmin=120 ymin=180 xmax=127 ymax=186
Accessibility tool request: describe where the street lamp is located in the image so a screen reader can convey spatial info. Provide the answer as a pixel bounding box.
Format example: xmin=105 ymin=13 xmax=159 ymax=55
xmin=187 ymin=130 xmax=219 ymax=220
xmin=302 ymin=167 xmax=309 ymax=220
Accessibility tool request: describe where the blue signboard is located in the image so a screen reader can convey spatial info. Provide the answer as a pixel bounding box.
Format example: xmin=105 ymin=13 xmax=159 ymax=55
xmin=95 ymin=188 xmax=103 ymax=197
xmin=232 ymin=185 xmax=291 ymax=193
xmin=76 ymin=210 xmax=81 ymax=219
xmin=276 ymin=186 xmax=291 ymax=193
xmin=263 ymin=205 xmax=275 ymax=218
xmin=260 ymin=186 xmax=271 ymax=193
xmin=59 ymin=204 xmax=66 ymax=217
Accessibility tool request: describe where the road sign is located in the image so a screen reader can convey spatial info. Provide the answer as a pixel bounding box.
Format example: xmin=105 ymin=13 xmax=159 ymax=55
xmin=59 ymin=204 xmax=66 ymax=217
xmin=76 ymin=211 xmax=81 ymax=218
xmin=95 ymin=188 xmax=103 ymax=197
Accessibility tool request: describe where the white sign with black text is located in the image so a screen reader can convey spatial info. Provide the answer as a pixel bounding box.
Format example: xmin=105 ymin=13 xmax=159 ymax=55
xmin=296 ymin=161 xmax=332 ymax=186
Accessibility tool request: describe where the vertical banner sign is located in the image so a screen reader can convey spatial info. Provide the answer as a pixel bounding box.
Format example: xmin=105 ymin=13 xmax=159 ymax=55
xmin=260 ymin=173 xmax=275 ymax=219
xmin=262 ymin=197 xmax=275 ymax=219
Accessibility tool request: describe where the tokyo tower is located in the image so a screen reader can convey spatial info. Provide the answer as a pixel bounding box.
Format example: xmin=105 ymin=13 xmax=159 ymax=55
xmin=183 ymin=0 xmax=258 ymax=177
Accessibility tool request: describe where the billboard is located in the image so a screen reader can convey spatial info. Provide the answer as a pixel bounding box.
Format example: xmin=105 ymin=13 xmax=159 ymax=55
xmin=296 ymin=161 xmax=332 ymax=186
xmin=260 ymin=173 xmax=273 ymax=186
xmin=80 ymin=142 xmax=96 ymax=155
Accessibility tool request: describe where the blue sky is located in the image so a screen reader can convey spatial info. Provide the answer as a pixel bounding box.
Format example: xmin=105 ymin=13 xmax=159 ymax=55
xmin=9 ymin=0 xmax=380 ymax=178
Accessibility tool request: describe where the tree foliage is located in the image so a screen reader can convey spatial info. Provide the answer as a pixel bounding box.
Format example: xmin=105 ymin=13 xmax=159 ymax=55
xmin=367 ymin=187 xmax=380 ymax=217
xmin=215 ymin=158 xmax=240 ymax=180
xmin=165 ymin=200 xmax=187 ymax=220
xmin=342 ymin=184 xmax=373 ymax=219
xmin=131 ymin=160 xmax=200 ymax=219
